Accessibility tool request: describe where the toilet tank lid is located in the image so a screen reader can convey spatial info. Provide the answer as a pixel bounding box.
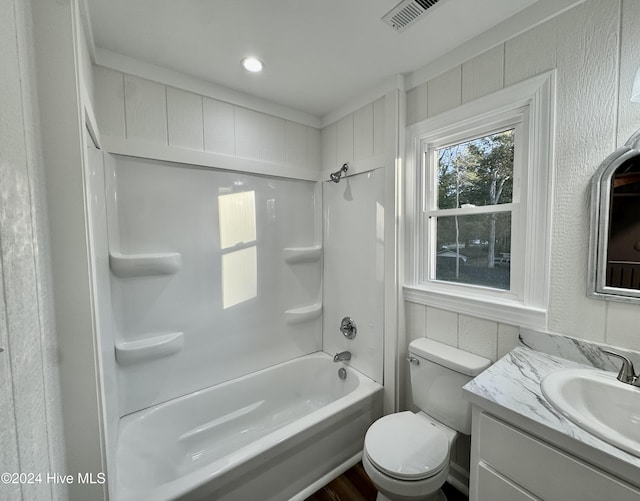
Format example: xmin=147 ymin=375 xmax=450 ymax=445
xmin=409 ymin=338 xmax=491 ymax=376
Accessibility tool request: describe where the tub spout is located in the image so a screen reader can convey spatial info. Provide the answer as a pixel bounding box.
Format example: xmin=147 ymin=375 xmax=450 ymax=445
xmin=333 ymin=351 xmax=351 ymax=362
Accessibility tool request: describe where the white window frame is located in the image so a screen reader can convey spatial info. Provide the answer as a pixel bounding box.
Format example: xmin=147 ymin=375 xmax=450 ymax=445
xmin=404 ymin=71 xmax=555 ymax=328
xmin=422 ymin=119 xmax=525 ymax=300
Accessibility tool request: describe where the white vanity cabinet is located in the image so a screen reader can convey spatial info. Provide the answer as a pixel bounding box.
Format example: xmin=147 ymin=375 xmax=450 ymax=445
xmin=469 ymin=407 xmax=640 ymax=501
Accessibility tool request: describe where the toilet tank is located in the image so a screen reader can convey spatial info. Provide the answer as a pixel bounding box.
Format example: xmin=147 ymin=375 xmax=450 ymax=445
xmin=409 ymin=338 xmax=491 ymax=435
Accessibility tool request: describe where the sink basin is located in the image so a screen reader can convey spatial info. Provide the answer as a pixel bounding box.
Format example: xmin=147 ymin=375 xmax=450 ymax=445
xmin=541 ymin=368 xmax=640 ymax=457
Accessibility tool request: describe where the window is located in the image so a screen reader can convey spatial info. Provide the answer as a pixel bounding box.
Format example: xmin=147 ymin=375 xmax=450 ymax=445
xmin=428 ymin=129 xmax=516 ymax=291
xmin=420 ymin=117 xmax=526 ymax=304
xmin=405 ymin=72 xmax=555 ymax=327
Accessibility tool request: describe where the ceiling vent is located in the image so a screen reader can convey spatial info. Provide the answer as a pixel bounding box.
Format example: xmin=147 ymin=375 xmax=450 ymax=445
xmin=382 ymin=0 xmax=441 ymax=33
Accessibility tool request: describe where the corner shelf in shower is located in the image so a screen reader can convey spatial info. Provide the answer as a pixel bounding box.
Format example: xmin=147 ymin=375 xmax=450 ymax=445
xmin=109 ymin=251 xmax=182 ymax=277
xmin=284 ymin=303 xmax=322 ymax=325
xmin=282 ymin=246 xmax=322 ymax=264
xmin=115 ymin=332 xmax=184 ymax=366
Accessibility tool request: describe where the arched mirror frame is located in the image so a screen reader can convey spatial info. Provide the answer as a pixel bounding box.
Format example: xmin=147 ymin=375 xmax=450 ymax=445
xmin=589 ymin=129 xmax=640 ymax=302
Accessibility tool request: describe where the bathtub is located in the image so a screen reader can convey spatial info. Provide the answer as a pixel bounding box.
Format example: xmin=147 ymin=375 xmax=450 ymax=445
xmin=115 ymin=352 xmax=383 ymax=501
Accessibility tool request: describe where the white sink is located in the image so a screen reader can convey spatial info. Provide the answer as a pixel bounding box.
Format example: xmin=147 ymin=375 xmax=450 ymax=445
xmin=541 ymin=368 xmax=640 ymax=458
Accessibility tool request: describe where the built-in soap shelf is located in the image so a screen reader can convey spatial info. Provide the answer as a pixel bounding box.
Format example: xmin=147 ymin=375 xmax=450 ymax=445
xmin=284 ymin=303 xmax=322 ymax=325
xmin=282 ymin=246 xmax=322 ymax=264
xmin=110 ymin=251 xmax=181 ymax=278
xmin=115 ymin=332 xmax=184 ymax=366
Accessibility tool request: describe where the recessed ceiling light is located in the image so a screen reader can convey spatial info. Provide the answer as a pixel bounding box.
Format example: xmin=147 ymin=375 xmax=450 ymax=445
xmin=241 ymin=57 xmax=264 ymax=73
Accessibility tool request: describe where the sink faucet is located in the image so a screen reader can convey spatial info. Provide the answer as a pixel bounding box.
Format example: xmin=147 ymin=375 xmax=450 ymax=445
xmin=333 ymin=351 xmax=351 ymax=362
xmin=603 ymin=350 xmax=640 ymax=386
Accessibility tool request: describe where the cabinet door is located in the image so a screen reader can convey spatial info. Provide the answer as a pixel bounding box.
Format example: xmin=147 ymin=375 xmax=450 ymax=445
xmin=477 ymin=463 xmax=540 ymax=501
xmin=477 ymin=412 xmax=640 ymax=501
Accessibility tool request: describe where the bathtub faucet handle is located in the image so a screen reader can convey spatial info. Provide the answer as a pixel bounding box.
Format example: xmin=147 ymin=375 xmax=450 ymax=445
xmin=339 ymin=317 xmax=357 ymax=339
xmin=333 ymin=351 xmax=351 ymax=362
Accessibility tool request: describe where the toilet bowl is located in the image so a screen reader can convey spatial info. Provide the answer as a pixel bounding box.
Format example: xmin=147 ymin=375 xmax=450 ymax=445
xmin=362 ymin=411 xmax=456 ymax=501
xmin=361 ymin=338 xmax=491 ymax=501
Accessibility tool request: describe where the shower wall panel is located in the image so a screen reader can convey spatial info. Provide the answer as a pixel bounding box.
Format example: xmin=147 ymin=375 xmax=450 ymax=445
xmin=323 ymin=169 xmax=385 ymax=383
xmin=107 ymin=155 xmax=321 ymax=415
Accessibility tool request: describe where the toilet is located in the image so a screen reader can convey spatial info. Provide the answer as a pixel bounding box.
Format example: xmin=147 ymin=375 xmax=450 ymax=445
xmin=362 ymin=338 xmax=491 ymax=501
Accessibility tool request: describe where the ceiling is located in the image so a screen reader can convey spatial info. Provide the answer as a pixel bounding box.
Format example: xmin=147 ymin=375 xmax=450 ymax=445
xmin=87 ymin=0 xmax=540 ymax=119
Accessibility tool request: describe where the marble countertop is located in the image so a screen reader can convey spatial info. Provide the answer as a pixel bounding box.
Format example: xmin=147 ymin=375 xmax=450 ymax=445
xmin=463 ymin=346 xmax=640 ymax=485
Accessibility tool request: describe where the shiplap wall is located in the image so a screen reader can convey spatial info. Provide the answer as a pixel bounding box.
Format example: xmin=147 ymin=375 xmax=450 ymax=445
xmin=405 ymin=0 xmax=640 ymax=355
xmin=1 ymin=0 xmax=67 ymax=499
xmin=93 ymin=66 xmax=322 ymax=174
xmin=321 ymin=96 xmax=386 ymax=173
xmin=405 ymin=304 xmax=520 ymax=363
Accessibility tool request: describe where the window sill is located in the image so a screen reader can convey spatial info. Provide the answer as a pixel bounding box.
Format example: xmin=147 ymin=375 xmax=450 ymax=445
xmin=403 ymin=285 xmax=547 ymax=329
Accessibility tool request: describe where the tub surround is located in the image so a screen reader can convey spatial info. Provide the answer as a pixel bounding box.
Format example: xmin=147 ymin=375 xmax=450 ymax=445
xmin=464 ymin=345 xmax=640 ymax=489
xmin=105 ymin=155 xmax=322 ymax=415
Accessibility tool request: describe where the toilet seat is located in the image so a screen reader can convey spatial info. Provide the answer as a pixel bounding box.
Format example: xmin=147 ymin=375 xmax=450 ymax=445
xmin=364 ymin=411 xmax=449 ymax=481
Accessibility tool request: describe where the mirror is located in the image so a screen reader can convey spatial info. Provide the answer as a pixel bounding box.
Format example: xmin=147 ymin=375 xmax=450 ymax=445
xmin=589 ymin=129 xmax=640 ymax=301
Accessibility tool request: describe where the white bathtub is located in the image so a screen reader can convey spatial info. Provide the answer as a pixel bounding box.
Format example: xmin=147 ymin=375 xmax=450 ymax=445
xmin=115 ymin=352 xmax=383 ymax=501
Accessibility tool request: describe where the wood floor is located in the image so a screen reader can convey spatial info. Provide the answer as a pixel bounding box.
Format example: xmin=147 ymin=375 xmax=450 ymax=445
xmin=305 ymin=463 xmax=377 ymax=501
xmin=305 ymin=463 xmax=469 ymax=501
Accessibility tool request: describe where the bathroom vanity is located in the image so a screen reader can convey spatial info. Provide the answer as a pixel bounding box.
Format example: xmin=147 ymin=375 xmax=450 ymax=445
xmin=464 ymin=347 xmax=640 ymax=501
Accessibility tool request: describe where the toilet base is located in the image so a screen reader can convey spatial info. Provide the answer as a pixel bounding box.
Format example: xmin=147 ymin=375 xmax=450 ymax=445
xmin=362 ymin=447 xmax=450 ymax=501
xmin=375 ymin=488 xmax=447 ymax=501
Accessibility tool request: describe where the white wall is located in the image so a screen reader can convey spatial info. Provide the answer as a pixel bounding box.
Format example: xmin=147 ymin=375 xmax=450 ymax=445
xmin=321 ymin=97 xmax=387 ymax=173
xmin=0 ymin=0 xmax=67 ymax=499
xmin=93 ymin=66 xmax=321 ymax=179
xmin=404 ymin=0 xmax=640 ymax=356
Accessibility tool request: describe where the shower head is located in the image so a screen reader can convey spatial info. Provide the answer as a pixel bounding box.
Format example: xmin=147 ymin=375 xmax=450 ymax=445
xmin=329 ymin=163 xmax=349 ymax=183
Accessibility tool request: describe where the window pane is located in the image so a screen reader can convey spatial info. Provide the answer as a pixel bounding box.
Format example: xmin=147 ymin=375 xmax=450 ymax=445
xmin=433 ymin=212 xmax=511 ymax=290
xmin=436 ymin=130 xmax=514 ymax=209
